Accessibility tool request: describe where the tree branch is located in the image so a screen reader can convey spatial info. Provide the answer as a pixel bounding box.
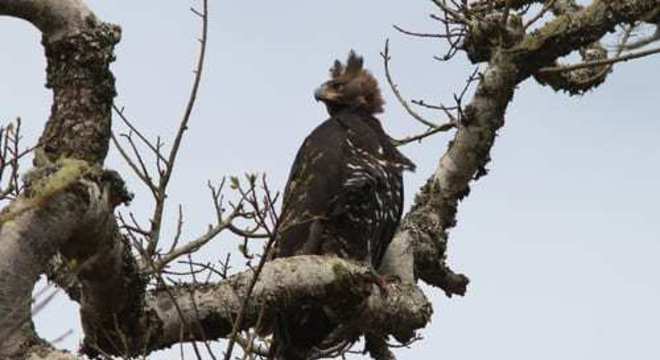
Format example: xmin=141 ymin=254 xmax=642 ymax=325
xmin=392 ymin=0 xmax=659 ymax=296
xmin=2 ymin=1 xmax=659 ymax=359
xmin=538 ymin=44 xmax=660 ymax=73
xmin=0 ymin=0 xmax=96 ymax=42
xmin=0 ymin=1 xmax=124 ymax=358
xmin=69 ymin=256 xmax=432 ymax=357
xmin=514 ymin=0 xmax=658 ymax=77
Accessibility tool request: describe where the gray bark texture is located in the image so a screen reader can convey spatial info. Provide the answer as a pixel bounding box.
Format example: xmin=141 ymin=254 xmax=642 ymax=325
xmin=0 ymin=0 xmax=658 ymax=359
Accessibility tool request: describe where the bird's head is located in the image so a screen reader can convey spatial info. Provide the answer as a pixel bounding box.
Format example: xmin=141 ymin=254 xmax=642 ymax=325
xmin=314 ymin=50 xmax=384 ymax=116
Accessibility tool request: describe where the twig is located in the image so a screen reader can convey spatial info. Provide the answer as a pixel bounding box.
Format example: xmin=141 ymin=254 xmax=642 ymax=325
xmin=380 ymin=39 xmax=441 ymax=129
xmin=111 ymin=132 xmax=158 ymax=197
xmin=624 ymin=25 xmax=660 ymax=50
xmin=538 ymin=45 xmax=660 ymax=74
xmin=223 ymin=239 xmax=276 ymax=360
xmin=570 ymin=25 xmax=635 ymax=86
xmin=148 ymin=206 xmax=240 ymax=274
xmin=524 ymin=0 xmax=557 ymax=30
xmin=393 ymin=123 xmax=455 ymax=146
xmin=223 ymin=178 xmax=279 ymax=360
xmin=167 ymin=204 xmax=185 ymax=254
xmin=148 ymin=0 xmax=209 ymax=257
xmin=50 ymin=329 xmax=74 ymax=345
xmin=430 ymin=0 xmax=466 ymax=23
xmin=187 ymin=254 xmax=218 ymax=360
xmin=112 ymin=104 xmax=169 ymax=164
xmin=392 ymin=24 xmax=453 ymax=39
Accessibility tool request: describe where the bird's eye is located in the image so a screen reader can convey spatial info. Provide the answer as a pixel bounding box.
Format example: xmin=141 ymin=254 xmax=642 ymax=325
xmin=331 ymin=82 xmax=344 ymax=90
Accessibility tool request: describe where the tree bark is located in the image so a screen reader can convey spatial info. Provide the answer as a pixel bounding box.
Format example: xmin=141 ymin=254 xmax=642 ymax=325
xmin=0 ymin=0 xmax=657 ymax=359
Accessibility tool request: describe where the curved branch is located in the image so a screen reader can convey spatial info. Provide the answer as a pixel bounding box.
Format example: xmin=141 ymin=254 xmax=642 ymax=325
xmin=0 ymin=1 xmax=122 ymax=358
xmin=381 ymin=40 xmax=443 ymax=129
xmin=0 ymin=0 xmax=97 ymax=42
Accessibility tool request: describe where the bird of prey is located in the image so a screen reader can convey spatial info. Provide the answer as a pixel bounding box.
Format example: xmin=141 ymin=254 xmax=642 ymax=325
xmin=273 ymin=50 xmax=415 ymax=360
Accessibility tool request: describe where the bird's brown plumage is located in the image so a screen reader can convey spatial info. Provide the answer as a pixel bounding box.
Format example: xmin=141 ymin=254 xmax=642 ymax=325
xmin=272 ymin=51 xmax=413 ymax=360
xmin=314 ymin=50 xmax=385 ymax=116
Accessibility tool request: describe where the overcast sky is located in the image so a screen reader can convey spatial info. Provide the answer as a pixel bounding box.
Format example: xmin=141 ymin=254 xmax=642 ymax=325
xmin=1 ymin=1 xmax=659 ymax=359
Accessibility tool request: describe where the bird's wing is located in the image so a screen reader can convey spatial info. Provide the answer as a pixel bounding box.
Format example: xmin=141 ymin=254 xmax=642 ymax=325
xmin=275 ymin=119 xmax=349 ymax=257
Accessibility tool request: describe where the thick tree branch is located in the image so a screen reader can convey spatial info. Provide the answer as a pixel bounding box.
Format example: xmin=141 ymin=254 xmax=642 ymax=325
xmin=0 ymin=1 xmax=125 ymax=358
xmin=400 ymin=53 xmax=517 ymax=296
xmin=529 ymin=1 xmax=610 ymax=94
xmin=36 ymin=23 xmax=120 ymax=165
xmin=397 ymin=0 xmax=659 ymax=296
xmin=72 ymin=256 xmax=431 ymax=357
xmin=514 ymin=0 xmax=658 ymax=76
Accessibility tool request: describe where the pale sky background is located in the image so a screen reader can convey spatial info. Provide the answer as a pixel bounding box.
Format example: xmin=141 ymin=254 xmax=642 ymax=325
xmin=1 ymin=1 xmax=659 ymax=359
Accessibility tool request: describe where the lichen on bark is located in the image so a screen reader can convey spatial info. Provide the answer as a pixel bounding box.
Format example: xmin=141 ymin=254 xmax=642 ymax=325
xmin=38 ymin=22 xmax=121 ymax=166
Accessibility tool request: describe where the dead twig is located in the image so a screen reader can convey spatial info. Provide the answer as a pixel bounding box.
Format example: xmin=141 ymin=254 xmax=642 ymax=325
xmin=147 ymin=0 xmax=209 ymax=259
xmin=223 ymin=176 xmax=279 ymax=360
xmin=381 ymin=39 xmax=442 ymax=130
xmin=538 ymin=45 xmax=660 ymax=74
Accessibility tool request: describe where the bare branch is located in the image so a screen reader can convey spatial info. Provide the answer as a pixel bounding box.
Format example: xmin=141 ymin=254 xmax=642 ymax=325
xmin=147 ymin=0 xmax=209 ymax=259
xmin=380 ymin=39 xmax=444 ymax=130
xmin=223 ymin=175 xmax=279 ymax=360
xmin=112 ymin=104 xmax=169 ymax=165
xmin=624 ymin=25 xmax=660 ymax=49
xmin=393 ymin=123 xmax=455 ymax=146
xmin=147 ymin=206 xmax=239 ymax=274
xmin=392 ymin=24 xmax=454 ymax=39
xmin=111 ymin=132 xmax=158 ymax=196
xmin=523 ymin=0 xmax=557 ymax=30
xmin=539 ymin=44 xmax=660 ymax=74
xmin=222 ymin=236 xmax=276 ymax=360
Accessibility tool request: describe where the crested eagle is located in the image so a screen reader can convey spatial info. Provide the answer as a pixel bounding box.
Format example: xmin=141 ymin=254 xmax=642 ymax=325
xmin=272 ymin=50 xmax=415 ymax=359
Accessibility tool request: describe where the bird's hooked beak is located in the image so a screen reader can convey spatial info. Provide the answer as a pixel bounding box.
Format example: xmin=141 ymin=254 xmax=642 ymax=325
xmin=313 ymin=85 xmax=324 ymax=102
xmin=314 ymin=82 xmax=340 ymax=103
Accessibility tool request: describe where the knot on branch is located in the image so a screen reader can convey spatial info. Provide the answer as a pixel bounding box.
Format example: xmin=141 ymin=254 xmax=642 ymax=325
xmin=463 ymin=13 xmax=524 ymax=63
xmin=20 ymin=160 xmax=131 ymax=217
xmin=410 ymin=177 xmax=458 ymax=230
xmin=361 ymin=283 xmax=432 ymax=343
xmin=44 ymin=22 xmax=120 ymax=92
xmin=401 ymin=178 xmax=470 ymax=296
xmin=99 ymin=169 xmax=134 ymax=207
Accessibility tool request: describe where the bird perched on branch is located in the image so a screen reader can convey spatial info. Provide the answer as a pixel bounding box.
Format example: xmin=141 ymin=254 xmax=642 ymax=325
xmin=272 ymin=50 xmax=415 ymax=360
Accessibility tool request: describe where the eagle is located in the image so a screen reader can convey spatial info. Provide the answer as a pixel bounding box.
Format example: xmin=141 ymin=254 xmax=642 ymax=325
xmin=272 ymin=51 xmax=415 ymax=359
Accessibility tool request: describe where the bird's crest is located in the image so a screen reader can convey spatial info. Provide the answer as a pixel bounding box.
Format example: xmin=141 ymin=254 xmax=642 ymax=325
xmin=331 ymin=50 xmax=364 ymax=79
xmin=319 ymin=50 xmax=384 ymax=114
